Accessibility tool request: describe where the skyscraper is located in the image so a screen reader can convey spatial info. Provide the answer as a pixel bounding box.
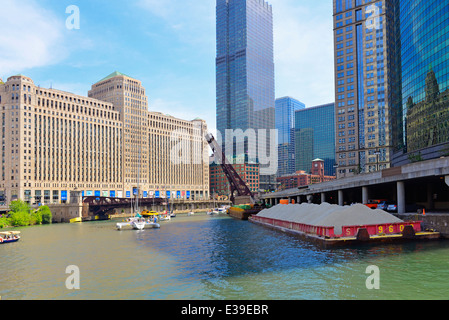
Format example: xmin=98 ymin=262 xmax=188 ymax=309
xmin=392 ymin=0 xmax=449 ymax=164
xmin=89 ymin=72 xmax=149 ymax=192
xmin=216 ymin=0 xmax=276 ymax=190
xmin=275 ymin=97 xmax=305 ymax=177
xmin=295 ymin=103 xmax=336 ymax=177
xmin=333 ymin=0 xmax=399 ymax=177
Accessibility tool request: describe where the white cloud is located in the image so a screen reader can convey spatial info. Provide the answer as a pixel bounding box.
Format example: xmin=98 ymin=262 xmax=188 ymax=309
xmin=136 ymin=0 xmax=215 ymax=47
xmin=270 ymin=0 xmax=335 ymax=107
xmin=0 ymin=0 xmax=67 ymax=77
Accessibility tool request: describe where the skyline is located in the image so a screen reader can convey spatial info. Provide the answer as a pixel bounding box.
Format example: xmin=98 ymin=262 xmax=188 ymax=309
xmin=0 ymin=0 xmax=335 ymax=135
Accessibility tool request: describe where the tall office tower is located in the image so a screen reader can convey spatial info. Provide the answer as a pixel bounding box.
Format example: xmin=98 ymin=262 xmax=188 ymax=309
xmin=275 ymin=97 xmax=305 ymax=177
xmin=295 ymin=103 xmax=336 ymax=177
xmin=333 ymin=0 xmax=398 ymax=178
xmin=216 ymin=0 xmax=276 ymax=190
xmin=88 ymin=72 xmax=149 ymax=194
xmin=392 ymin=0 xmax=449 ymax=165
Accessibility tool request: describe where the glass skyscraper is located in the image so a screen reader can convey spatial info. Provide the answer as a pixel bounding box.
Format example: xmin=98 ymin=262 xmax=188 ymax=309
xmin=333 ymin=0 xmax=399 ymax=178
xmin=216 ymin=0 xmax=275 ymax=188
xmin=275 ymin=97 xmax=305 ymax=177
xmin=295 ymin=103 xmax=336 ymax=177
xmin=392 ymin=0 xmax=449 ymax=162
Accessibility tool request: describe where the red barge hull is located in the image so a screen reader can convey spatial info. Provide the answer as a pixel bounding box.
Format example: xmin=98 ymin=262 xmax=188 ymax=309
xmin=250 ymin=216 xmax=441 ymax=248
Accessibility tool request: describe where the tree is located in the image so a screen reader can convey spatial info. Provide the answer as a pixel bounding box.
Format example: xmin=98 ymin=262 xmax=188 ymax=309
xmin=38 ymin=206 xmax=52 ymax=224
xmin=9 ymin=200 xmax=31 ymax=214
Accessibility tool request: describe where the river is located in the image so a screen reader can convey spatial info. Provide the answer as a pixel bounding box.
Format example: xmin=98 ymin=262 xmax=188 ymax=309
xmin=1 ymin=213 xmax=449 ymax=300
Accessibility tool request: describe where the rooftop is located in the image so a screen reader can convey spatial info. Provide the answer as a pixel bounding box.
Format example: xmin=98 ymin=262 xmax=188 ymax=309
xmin=97 ymin=71 xmax=135 ymax=83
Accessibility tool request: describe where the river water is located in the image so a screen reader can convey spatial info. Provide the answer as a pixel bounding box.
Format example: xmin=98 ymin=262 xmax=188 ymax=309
xmin=1 ymin=214 xmax=449 ymax=300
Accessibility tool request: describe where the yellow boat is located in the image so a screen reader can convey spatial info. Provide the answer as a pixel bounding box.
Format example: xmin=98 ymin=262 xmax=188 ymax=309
xmin=141 ymin=211 xmax=159 ymax=217
xmin=70 ymin=217 xmax=82 ymax=223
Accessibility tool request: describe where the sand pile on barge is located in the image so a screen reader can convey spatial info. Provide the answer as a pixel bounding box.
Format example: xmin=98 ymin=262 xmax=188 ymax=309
xmin=256 ymin=203 xmax=403 ymax=235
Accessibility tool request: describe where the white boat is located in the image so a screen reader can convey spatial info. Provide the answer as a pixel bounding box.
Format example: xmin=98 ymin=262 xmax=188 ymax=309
xmin=145 ymin=221 xmax=161 ymax=229
xmin=0 ymin=231 xmax=21 ymax=244
xmin=131 ymin=218 xmax=146 ymax=230
xmin=159 ymin=214 xmax=171 ymax=221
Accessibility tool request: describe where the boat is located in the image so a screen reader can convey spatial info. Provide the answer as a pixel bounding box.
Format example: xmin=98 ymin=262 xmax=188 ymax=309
xmin=0 ymin=231 xmax=21 ymax=244
xmin=141 ymin=210 xmax=159 ymax=217
xmin=131 ymin=214 xmax=146 ymax=230
xmin=70 ymin=217 xmax=82 ymax=223
xmin=159 ymin=212 xmax=171 ymax=221
xmin=208 ymin=208 xmax=226 ymax=215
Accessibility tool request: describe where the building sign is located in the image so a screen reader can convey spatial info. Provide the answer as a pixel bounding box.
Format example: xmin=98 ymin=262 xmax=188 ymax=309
xmin=61 ymin=191 xmax=68 ymax=201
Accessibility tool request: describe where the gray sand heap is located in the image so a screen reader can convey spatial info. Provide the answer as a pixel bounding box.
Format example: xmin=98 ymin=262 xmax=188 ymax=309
xmin=256 ymin=203 xmax=403 ymax=235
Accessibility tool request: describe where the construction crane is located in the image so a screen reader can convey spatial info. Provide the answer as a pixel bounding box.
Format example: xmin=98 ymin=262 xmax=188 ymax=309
xmin=205 ymin=133 xmax=255 ymax=205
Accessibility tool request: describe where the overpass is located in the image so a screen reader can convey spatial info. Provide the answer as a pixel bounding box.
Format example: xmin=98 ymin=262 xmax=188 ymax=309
xmin=262 ymin=157 xmax=449 ymax=214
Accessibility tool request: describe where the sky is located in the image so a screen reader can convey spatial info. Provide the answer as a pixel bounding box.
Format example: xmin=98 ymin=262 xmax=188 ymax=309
xmin=0 ymin=0 xmax=335 ymax=135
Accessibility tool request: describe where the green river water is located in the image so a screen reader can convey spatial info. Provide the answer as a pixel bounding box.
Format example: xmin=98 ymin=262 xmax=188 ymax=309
xmin=1 ymin=214 xmax=448 ymax=300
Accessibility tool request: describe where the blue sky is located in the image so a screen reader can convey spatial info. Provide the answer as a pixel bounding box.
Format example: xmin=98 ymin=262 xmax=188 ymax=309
xmin=0 ymin=0 xmax=334 ymax=134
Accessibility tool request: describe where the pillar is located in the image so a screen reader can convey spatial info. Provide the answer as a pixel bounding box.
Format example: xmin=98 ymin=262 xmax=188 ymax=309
xmin=321 ymin=193 xmax=326 ymax=204
xmin=397 ymin=181 xmax=405 ymax=214
xmin=362 ymin=187 xmax=369 ymax=205
xmin=338 ymin=190 xmax=344 ymax=206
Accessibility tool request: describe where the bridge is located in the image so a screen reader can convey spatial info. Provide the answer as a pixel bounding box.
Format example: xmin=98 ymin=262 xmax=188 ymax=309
xmin=83 ymin=196 xmax=165 ymax=218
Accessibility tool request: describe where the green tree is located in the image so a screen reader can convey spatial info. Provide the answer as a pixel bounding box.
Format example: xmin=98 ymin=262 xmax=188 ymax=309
xmin=30 ymin=210 xmax=43 ymax=225
xmin=0 ymin=216 xmax=10 ymax=229
xmin=9 ymin=200 xmax=31 ymax=214
xmin=38 ymin=206 xmax=52 ymax=224
xmin=9 ymin=211 xmax=30 ymax=227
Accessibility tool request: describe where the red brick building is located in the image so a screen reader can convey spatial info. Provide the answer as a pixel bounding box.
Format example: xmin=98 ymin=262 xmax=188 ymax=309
xmin=277 ymin=159 xmax=335 ymax=190
xmin=209 ymin=162 xmax=260 ymax=197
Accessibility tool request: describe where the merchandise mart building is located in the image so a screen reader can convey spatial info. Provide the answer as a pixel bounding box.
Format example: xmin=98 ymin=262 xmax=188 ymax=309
xmin=0 ymin=73 xmax=210 ymax=205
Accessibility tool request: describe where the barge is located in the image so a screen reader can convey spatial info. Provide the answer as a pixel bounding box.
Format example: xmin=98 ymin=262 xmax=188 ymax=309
xmin=250 ymin=215 xmax=441 ymax=248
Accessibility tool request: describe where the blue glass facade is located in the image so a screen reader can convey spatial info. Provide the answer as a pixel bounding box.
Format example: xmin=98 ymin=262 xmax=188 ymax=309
xmin=394 ymin=0 xmax=449 ymax=157
xmin=216 ymin=0 xmax=275 ymax=164
xmin=275 ymin=97 xmax=305 ymax=177
xmin=295 ymin=104 xmax=336 ymax=177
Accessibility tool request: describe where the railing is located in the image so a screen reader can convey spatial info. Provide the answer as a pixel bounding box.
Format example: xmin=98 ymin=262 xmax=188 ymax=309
xmin=250 ymin=216 xmax=422 ymax=239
